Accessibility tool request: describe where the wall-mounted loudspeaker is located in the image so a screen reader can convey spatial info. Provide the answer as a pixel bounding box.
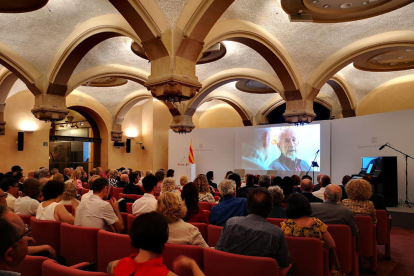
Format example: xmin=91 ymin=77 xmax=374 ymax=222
xmin=126 ymin=139 xmax=131 ymax=153
xmin=114 ymin=141 xmax=125 ymax=147
xmin=17 ymin=132 xmax=24 ymax=151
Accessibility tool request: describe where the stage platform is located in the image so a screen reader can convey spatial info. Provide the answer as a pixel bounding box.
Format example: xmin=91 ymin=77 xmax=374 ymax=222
xmin=388 ymin=207 xmax=414 ymax=230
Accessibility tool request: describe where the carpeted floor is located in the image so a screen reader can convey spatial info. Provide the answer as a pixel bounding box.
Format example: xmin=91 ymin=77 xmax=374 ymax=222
xmin=360 ymin=227 xmax=414 ymax=276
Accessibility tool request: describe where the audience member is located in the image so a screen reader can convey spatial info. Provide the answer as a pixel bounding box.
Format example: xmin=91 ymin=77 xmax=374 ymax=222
xmin=291 ymin=174 xmax=301 ymax=188
xmin=81 ymin=171 xmax=88 ymax=183
xmin=36 ymin=180 xmax=77 ymax=224
xmin=11 ymin=165 xmax=23 ymax=174
xmin=108 ymin=169 xmax=119 ymax=187
xmin=123 ymin=172 xmax=144 ymax=195
xmin=59 ymin=180 xmax=79 ymax=205
xmin=0 ymin=189 xmax=7 ymax=207
xmin=302 ymin=175 xmax=312 ymax=181
xmin=180 ymin=175 xmax=189 ymax=187
xmin=281 ymin=193 xmax=336 ymax=248
xmin=53 ymin=173 xmax=64 ymax=183
xmin=81 ymin=175 xmax=100 ymax=202
xmin=206 ymin=171 xmax=217 ymax=189
xmin=14 ymin=178 xmax=41 ymax=216
xmin=70 ymin=169 xmax=83 ymax=189
xmin=108 ymin=212 xmax=205 ymax=276
xmin=75 ymin=177 xmax=124 ymax=231
xmin=161 ymin=177 xmax=181 ymax=196
xmin=63 ymin=168 xmax=71 ymax=182
xmin=166 ymin=169 xmax=175 ymax=178
xmin=12 ymin=172 xmax=24 ymax=191
xmin=50 ymin=168 xmax=59 ymax=178
xmin=300 ymin=179 xmax=323 ymax=203
xmin=0 ymin=178 xmax=20 ymax=212
xmin=225 ymin=171 xmax=233 ymax=179
xmin=241 ymin=174 xmax=255 ymax=195
xmin=314 ymin=174 xmax=324 ymax=191
xmin=253 ymin=174 xmax=260 ymax=186
xmin=27 ymin=170 xmax=35 ymax=179
xmin=156 ymin=192 xmax=208 ymax=248
xmin=313 ymin=175 xmax=331 ymax=200
xmin=181 ymin=183 xmax=209 ymax=224
xmin=311 ymin=184 xmax=358 ymax=236
xmin=271 ymin=176 xmax=283 ymax=187
xmin=38 ymin=168 xmax=50 ymax=179
xmin=210 ymin=179 xmax=247 ymax=226
xmin=268 ymin=186 xmax=286 ymax=218
xmin=228 ymin=173 xmax=246 ymax=198
xmin=118 ymin=174 xmax=129 ymax=188
xmin=155 ymin=170 xmax=165 ymax=193
xmin=216 ymin=188 xmax=291 ymax=268
xmin=341 ymin=175 xmax=352 ymax=200
xmin=38 ymin=177 xmax=49 ymax=188
xmin=342 ymin=179 xmax=377 ymax=223
xmin=281 ymin=176 xmax=294 ymax=203
xmin=363 ymin=174 xmax=387 ymax=211
xmin=258 ymin=175 xmax=271 ymax=189
xmin=132 ymin=175 xmax=158 ymax=216
xmin=194 ymin=174 xmax=215 ymax=203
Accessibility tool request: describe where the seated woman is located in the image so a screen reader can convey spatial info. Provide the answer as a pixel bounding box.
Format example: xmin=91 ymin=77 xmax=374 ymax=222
xmin=181 ymin=183 xmax=208 ymax=224
xmin=193 ymin=175 xmax=215 ymax=203
xmin=108 ymin=169 xmax=120 ymax=187
xmin=342 ymin=179 xmax=377 ymax=223
xmin=59 ymin=180 xmax=79 ymax=205
xmin=156 ymin=192 xmax=208 ymax=248
xmin=36 ymin=180 xmax=78 ymax=224
xmin=108 ymin=212 xmax=204 ymax=276
xmin=180 ymin=175 xmax=189 ymax=188
xmin=268 ymin=186 xmax=286 ymax=218
xmin=161 ymin=178 xmax=181 ymax=196
xmin=281 ymin=177 xmax=294 ymax=203
xmin=70 ymin=169 xmax=83 ymax=189
xmin=281 ymin=193 xmax=335 ymax=249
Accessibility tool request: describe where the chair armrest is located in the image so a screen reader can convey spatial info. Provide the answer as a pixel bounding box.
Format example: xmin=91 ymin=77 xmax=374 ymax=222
xmin=70 ymin=262 xmax=90 ymax=269
xmin=280 ymin=263 xmax=295 ymax=276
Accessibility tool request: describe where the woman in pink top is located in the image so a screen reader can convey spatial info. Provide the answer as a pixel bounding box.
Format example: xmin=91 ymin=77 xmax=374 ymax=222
xmin=70 ymin=168 xmax=83 ymax=189
xmin=108 ymin=212 xmax=204 ymax=276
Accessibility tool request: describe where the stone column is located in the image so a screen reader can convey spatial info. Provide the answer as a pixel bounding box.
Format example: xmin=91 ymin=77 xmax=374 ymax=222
xmin=31 ymin=94 xmax=69 ymax=121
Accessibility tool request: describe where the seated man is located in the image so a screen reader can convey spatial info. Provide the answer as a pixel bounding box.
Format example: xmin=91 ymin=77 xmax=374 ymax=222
xmin=210 ymin=180 xmax=247 ymax=226
xmin=300 ymin=179 xmax=323 ymax=203
xmin=14 ymin=178 xmax=41 ymax=216
xmin=313 ymin=175 xmax=331 ymax=200
xmin=216 ymin=187 xmax=291 ymax=268
xmin=132 ymin=174 xmax=158 ymax=215
xmin=311 ymin=184 xmax=358 ymax=236
xmin=0 ymin=178 xmax=20 ymax=212
xmin=75 ymin=177 xmax=124 ymax=232
xmin=123 ymin=172 xmax=143 ymax=195
xmin=81 ymin=175 xmax=100 ymax=202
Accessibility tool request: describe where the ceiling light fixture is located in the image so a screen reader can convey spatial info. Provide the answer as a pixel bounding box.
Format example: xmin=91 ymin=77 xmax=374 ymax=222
xmin=390 ymin=62 xmax=399 ymax=65
xmin=362 ymin=1 xmax=369 ymax=5
xmin=323 ymin=4 xmax=331 ymax=8
xmin=312 ymin=0 xmax=319 ymax=3
xmin=398 ymin=56 xmax=407 ymax=59
xmin=340 ymin=3 xmax=353 ymax=9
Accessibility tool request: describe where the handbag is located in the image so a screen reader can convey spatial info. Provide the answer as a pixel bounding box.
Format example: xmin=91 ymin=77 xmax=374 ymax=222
xmin=331 ymin=249 xmax=346 ymax=276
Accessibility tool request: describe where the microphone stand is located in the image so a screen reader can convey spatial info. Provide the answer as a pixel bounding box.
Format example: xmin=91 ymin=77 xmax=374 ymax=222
xmin=306 ymin=150 xmax=320 ymax=181
xmin=382 ymin=144 xmax=414 ymax=208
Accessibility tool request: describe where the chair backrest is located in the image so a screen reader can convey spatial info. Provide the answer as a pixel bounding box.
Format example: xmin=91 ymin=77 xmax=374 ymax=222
xmin=83 ymin=183 xmax=90 ymax=189
xmin=266 ymin=218 xmax=284 ymax=227
xmin=285 ymin=236 xmax=324 ymax=276
xmin=81 ymin=188 xmax=90 ymax=195
xmin=18 ymin=214 xmax=32 ymax=226
xmin=77 ymin=188 xmax=83 ymax=195
xmin=281 ymin=203 xmax=287 ymax=208
xmin=203 ymin=248 xmax=279 ymax=276
xmin=120 ymin=212 xmax=128 ymax=234
xmin=60 ymin=223 xmax=100 ymax=266
xmin=214 ymin=196 xmax=219 ymax=202
xmin=214 ymin=191 xmax=220 ymax=197
xmin=63 ymin=205 xmax=73 ymax=214
xmin=126 ymin=203 xmax=133 ymax=214
xmin=97 ymin=230 xmax=139 ymax=272
xmin=42 ymin=260 xmax=108 ymax=276
xmin=127 ymin=214 xmax=137 ymax=234
xmin=355 ymin=216 xmax=376 ymax=257
xmin=376 ymin=210 xmax=389 ymax=245
xmin=162 ymin=244 xmax=204 ymax=276
xmin=30 ymin=217 xmax=62 ymax=254
xmin=120 ymin=193 xmax=139 ymax=200
xmin=326 ymin=224 xmax=353 ymax=273
xmin=203 ymin=210 xmax=211 ymax=222
xmin=112 ymin=187 xmax=124 ymax=200
xmin=16 ymin=255 xmax=49 ymax=276
xmin=207 ymin=225 xmax=223 ymax=247
xmin=189 ymin=222 xmax=208 ymax=242
xmin=199 ymin=202 xmax=212 ymax=211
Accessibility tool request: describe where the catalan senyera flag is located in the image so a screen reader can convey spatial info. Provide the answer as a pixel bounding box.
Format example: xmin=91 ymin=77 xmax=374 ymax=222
xmin=188 ymin=140 xmax=195 ymax=164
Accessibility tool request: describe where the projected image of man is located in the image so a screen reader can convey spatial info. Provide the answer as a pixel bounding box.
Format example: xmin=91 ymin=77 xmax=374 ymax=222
xmin=268 ymin=128 xmax=311 ymax=172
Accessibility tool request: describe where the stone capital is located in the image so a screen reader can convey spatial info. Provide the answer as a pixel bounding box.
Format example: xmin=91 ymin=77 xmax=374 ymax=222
xmin=145 ymin=76 xmax=201 ymax=102
xmin=283 ymin=99 xmax=316 ymax=125
xmin=170 ymin=113 xmax=195 ymax=134
xmin=111 ymin=122 xmax=123 ymax=142
xmin=31 ymin=94 xmax=69 ymax=122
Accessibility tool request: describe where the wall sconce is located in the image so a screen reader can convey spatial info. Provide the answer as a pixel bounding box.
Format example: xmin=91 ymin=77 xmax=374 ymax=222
xmin=20 ymin=121 xmax=37 ymax=132
xmin=125 ymin=128 xmax=138 ymax=138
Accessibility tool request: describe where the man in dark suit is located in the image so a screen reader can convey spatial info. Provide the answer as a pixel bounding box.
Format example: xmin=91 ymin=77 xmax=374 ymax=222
xmin=300 ymin=179 xmax=323 ymax=203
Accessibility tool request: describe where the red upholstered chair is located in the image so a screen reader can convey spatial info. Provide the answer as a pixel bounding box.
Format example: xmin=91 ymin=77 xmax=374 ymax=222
xmin=119 ymin=212 xmax=128 ymax=234
xmin=207 ymin=225 xmax=223 ymax=247
xmin=356 ymin=216 xmax=377 ymax=273
xmin=376 ymin=209 xmax=391 ymax=260
xmin=285 ymin=236 xmax=324 ymax=276
xmin=203 ymin=248 xmax=280 ymax=276
xmin=60 ymin=223 xmax=100 ymax=266
xmin=281 ymin=203 xmax=287 ymax=208
xmin=155 ymin=192 xmax=160 ymax=197
xmin=127 ymin=214 xmax=137 ymax=234
xmin=162 ymin=244 xmax=204 ymax=276
xmin=42 ymin=260 xmax=108 ymax=276
xmin=16 ymin=255 xmax=49 ymax=276
xmin=83 ymin=183 xmax=90 ymax=189
xmin=266 ymin=218 xmax=284 ymax=227
xmin=126 ymin=203 xmax=133 ymax=214
xmin=97 ymin=230 xmax=139 ymax=272
xmin=119 ymin=193 xmax=139 ymax=200
xmin=139 ymin=186 xmax=145 ymax=194
xmin=18 ymin=214 xmax=32 ymax=226
xmin=203 ymin=210 xmax=211 ymax=223
xmin=199 ymin=202 xmax=212 ymax=211
xmin=63 ymin=205 xmax=73 ymax=214
xmin=81 ymin=188 xmax=90 ymax=195
xmin=189 ymin=222 xmax=208 ymax=242
xmin=30 ymin=217 xmax=61 ymax=254
xmin=112 ymin=187 xmax=124 ymax=200
xmin=214 ymin=196 xmax=220 ymax=202
xmin=214 ymin=191 xmax=220 ymax=197
xmin=77 ymin=188 xmax=83 ymax=195
xmin=327 ymin=224 xmax=354 ymax=275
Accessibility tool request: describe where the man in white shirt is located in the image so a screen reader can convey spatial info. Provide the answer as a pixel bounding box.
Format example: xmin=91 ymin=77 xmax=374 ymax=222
xmin=14 ymin=178 xmax=41 ymax=216
xmin=132 ymin=174 xmax=158 ymax=216
xmin=312 ymin=175 xmax=331 ymax=201
xmin=75 ymin=177 xmax=124 ymax=232
xmin=0 ymin=178 xmax=20 ymax=212
xmin=81 ymin=175 xmax=100 ymax=202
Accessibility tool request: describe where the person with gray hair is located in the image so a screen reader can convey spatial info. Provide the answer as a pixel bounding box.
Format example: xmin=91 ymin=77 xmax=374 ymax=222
xmin=311 ymin=184 xmax=358 ymax=236
xmin=210 ymin=179 xmax=247 ymax=226
xmin=268 ymin=186 xmax=286 ymax=218
xmin=258 ymin=175 xmax=271 ymax=189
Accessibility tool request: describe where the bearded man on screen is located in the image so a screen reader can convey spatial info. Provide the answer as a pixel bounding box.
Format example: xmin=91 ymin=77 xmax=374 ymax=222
xmin=268 ymin=128 xmax=311 ymax=172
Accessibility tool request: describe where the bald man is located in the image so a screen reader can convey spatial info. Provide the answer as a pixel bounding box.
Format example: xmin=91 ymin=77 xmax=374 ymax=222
xmin=311 ymin=184 xmax=358 ymax=236
xmin=300 ymin=179 xmax=323 ymax=203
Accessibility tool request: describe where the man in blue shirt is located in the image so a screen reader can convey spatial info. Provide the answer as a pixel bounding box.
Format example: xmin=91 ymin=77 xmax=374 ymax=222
xmin=210 ymin=179 xmax=247 ymax=226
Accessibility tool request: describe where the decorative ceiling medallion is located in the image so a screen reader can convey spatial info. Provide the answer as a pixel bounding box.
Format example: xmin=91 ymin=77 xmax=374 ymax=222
xmin=82 ymin=77 xmax=128 ymax=87
xmin=236 ymin=80 xmax=274 ymax=93
xmin=354 ymin=47 xmax=414 ymax=72
xmin=281 ymin=0 xmax=412 ymax=23
xmin=0 ymin=0 xmax=48 ymax=13
xmin=131 ymin=42 xmax=227 ymax=65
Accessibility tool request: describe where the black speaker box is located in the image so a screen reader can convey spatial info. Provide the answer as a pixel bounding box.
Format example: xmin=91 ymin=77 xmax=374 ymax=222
xmin=114 ymin=141 xmax=125 ymax=147
xmin=17 ymin=132 xmax=24 ymax=151
xmin=126 ymin=139 xmax=131 ymax=153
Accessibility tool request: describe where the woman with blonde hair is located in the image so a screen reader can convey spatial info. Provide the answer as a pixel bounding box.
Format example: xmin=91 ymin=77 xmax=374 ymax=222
xmin=70 ymin=168 xmax=83 ymax=189
xmin=180 ymin=175 xmax=189 ymax=187
xmin=342 ymin=179 xmax=377 ymax=223
xmin=60 ymin=180 xmax=79 ymax=205
xmin=193 ymin=174 xmax=215 ymax=203
xmin=161 ymin=177 xmax=181 ymax=196
xmin=156 ymin=192 xmax=207 ymax=248
xmin=108 ymin=169 xmax=119 ymax=187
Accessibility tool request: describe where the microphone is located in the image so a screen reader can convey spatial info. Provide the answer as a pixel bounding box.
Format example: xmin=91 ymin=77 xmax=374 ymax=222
xmin=180 ymin=156 xmax=186 ymax=163
xmin=379 ymin=143 xmax=388 ymax=150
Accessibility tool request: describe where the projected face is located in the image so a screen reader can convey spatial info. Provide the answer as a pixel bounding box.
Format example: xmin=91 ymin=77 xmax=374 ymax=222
xmin=278 ymin=129 xmax=299 ymax=161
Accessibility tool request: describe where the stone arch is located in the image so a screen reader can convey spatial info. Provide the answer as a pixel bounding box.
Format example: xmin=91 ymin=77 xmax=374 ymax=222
xmin=306 ymin=31 xmax=414 ymax=100
xmin=204 ymin=20 xmax=303 ymax=95
xmin=327 ymin=74 xmax=356 ymax=118
xmin=185 ymin=68 xmax=283 ymax=117
xmin=66 ymin=64 xmax=149 ymax=96
xmin=46 ymin=14 xmax=143 ymax=95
